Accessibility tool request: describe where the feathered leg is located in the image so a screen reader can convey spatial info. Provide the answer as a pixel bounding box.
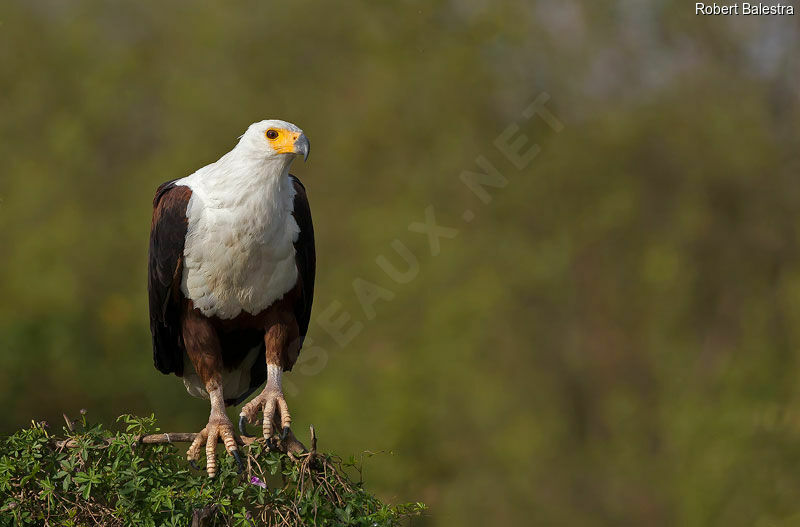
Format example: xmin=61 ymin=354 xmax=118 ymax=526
xmin=239 ymin=315 xmax=297 ymax=446
xmin=182 ymin=306 xmax=242 ymax=477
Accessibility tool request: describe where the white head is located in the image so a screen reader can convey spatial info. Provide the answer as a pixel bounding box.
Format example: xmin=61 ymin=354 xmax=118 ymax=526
xmin=236 ymin=119 xmax=310 ymax=164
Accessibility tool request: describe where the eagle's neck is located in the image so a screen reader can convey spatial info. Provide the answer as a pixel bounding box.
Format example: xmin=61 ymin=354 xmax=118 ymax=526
xmin=194 ymin=149 xmax=294 ymax=212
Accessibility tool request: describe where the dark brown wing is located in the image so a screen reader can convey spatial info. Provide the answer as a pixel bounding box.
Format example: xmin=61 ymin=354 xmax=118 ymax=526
xmin=290 ymin=175 xmax=316 ymax=348
xmin=148 ymin=181 xmax=192 ymax=375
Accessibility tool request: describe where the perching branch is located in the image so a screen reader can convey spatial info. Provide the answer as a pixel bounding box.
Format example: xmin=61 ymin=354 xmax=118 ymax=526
xmin=54 ymin=426 xmax=310 ymax=456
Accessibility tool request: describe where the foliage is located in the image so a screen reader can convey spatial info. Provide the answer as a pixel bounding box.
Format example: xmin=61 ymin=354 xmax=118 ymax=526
xmin=0 ymin=414 xmax=424 ymax=526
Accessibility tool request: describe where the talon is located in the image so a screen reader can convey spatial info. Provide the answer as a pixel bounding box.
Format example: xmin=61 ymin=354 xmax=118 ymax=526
xmin=232 ymin=450 xmax=245 ymax=474
xmin=240 ymin=390 xmax=293 ymax=446
xmin=239 ymin=369 xmax=294 ymax=448
xmin=239 ymin=415 xmax=253 ymax=437
xmin=186 ymin=416 xmax=239 ymax=478
xmin=189 ymin=460 xmax=202 ymax=471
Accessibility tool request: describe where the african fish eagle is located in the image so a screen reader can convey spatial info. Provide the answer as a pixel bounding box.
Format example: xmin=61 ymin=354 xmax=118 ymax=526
xmin=147 ymin=120 xmax=315 ymax=477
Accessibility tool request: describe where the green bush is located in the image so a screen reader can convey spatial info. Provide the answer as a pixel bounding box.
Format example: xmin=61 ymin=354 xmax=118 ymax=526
xmin=0 ymin=414 xmax=424 ymax=526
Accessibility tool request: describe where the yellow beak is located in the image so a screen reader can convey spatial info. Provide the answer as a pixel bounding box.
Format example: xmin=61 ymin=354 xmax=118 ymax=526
xmin=271 ymin=131 xmax=310 ymax=162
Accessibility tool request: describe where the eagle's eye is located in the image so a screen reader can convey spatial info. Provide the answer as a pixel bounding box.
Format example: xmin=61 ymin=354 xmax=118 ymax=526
xmin=266 ymin=129 xmax=279 ymax=140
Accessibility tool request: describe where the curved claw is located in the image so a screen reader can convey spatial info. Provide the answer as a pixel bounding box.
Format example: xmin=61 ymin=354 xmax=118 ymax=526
xmin=232 ymin=449 xmax=245 ymax=474
xmin=281 ymin=426 xmax=290 ymax=441
xmin=238 ymin=415 xmax=253 ymax=437
xmin=189 ymin=460 xmax=202 ymax=471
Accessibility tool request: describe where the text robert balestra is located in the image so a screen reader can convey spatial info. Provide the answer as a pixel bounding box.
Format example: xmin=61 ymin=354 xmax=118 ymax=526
xmin=696 ymin=3 xmax=795 ymax=14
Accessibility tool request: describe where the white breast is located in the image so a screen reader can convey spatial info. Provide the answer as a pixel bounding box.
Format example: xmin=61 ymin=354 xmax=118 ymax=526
xmin=175 ymin=163 xmax=300 ymax=320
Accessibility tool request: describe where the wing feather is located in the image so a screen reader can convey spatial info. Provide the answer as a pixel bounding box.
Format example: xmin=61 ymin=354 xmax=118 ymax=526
xmin=290 ymin=175 xmax=316 ymax=348
xmin=148 ymin=181 xmax=191 ymax=375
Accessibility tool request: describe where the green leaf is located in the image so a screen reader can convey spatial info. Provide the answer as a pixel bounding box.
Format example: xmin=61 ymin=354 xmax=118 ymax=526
xmin=0 ymin=413 xmax=424 ymax=525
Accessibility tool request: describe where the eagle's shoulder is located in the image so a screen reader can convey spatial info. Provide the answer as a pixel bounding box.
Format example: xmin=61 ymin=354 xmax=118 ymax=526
xmin=153 ymin=179 xmax=192 ymax=212
xmin=289 ymin=174 xmax=306 ymax=193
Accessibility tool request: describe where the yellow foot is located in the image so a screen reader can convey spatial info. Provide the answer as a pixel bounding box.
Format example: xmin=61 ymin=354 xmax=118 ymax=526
xmin=238 ymin=388 xmax=292 ymax=446
xmin=186 ymin=416 xmax=243 ymax=478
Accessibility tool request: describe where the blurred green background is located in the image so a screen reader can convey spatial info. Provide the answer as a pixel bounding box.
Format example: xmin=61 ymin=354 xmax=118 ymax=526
xmin=2 ymin=1 xmax=800 ymax=525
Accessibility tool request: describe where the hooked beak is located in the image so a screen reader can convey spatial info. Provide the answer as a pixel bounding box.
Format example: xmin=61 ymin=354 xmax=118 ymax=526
xmin=295 ymin=133 xmax=310 ymax=162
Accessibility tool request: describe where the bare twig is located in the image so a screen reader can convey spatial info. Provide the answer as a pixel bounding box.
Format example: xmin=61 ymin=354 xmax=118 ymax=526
xmin=54 ymin=433 xmax=257 ymax=449
xmin=55 ymin=430 xmax=308 ymax=454
xmin=62 ymin=414 xmax=74 ymax=433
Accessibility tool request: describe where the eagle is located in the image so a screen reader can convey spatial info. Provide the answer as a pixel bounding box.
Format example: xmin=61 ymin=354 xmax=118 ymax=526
xmin=147 ymin=120 xmax=315 ymax=477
